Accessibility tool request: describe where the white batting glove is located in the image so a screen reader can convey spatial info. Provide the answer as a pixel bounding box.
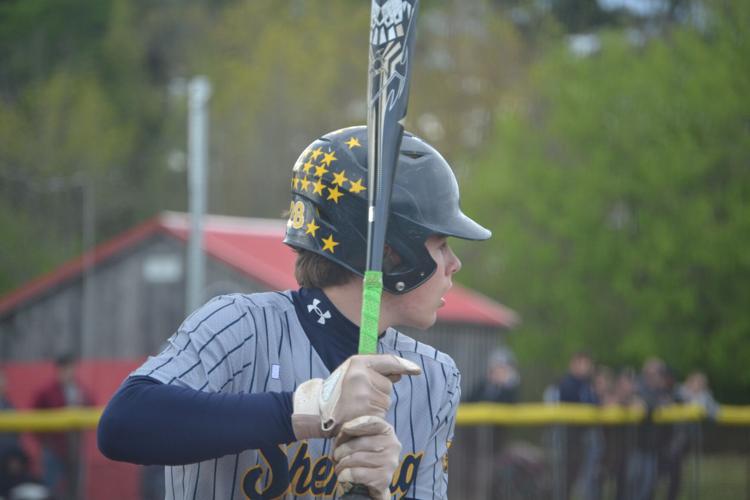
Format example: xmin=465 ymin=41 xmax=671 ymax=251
xmin=333 ymin=415 xmax=402 ymax=500
xmin=292 ymin=354 xmax=421 ymax=440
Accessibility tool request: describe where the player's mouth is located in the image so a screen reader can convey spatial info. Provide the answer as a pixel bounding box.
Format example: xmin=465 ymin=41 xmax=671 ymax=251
xmin=439 ymin=284 xmax=452 ymax=307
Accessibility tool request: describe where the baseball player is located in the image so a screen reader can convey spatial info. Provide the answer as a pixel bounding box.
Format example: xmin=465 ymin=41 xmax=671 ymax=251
xmin=98 ymin=126 xmax=491 ymax=499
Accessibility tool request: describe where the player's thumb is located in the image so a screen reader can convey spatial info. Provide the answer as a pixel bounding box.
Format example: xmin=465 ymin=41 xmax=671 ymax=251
xmin=365 ymin=354 xmax=421 ymax=382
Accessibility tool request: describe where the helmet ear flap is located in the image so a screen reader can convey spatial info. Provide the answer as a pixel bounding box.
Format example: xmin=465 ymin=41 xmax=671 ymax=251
xmin=382 ymin=221 xmax=436 ymax=294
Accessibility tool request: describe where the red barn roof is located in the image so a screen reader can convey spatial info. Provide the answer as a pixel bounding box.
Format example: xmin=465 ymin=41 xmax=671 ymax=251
xmin=0 ymin=212 xmax=518 ymax=328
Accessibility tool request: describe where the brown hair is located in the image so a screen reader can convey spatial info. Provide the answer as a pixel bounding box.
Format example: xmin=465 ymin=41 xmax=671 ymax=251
xmin=294 ymin=249 xmax=356 ymax=289
xmin=293 ymin=246 xmax=403 ymax=290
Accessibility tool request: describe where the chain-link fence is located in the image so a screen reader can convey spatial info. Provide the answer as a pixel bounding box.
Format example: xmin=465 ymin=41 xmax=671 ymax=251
xmin=450 ymin=403 xmax=750 ymax=500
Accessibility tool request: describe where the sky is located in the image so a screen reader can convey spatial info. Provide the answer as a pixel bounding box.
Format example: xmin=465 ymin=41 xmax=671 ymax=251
xmin=598 ymin=0 xmax=668 ymax=15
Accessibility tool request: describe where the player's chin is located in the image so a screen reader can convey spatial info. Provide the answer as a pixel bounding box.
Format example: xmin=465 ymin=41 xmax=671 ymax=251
xmin=409 ymin=311 xmax=438 ymax=330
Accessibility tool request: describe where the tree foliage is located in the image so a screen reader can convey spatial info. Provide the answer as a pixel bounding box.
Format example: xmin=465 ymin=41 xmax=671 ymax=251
xmin=461 ymin=1 xmax=750 ymax=401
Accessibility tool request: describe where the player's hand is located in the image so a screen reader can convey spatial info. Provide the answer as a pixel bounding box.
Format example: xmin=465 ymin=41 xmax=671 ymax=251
xmin=292 ymin=354 xmax=421 ymax=440
xmin=333 ymin=415 xmax=401 ymax=500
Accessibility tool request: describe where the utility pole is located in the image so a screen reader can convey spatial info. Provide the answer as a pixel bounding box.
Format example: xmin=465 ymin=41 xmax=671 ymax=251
xmin=186 ymin=76 xmax=212 ymax=313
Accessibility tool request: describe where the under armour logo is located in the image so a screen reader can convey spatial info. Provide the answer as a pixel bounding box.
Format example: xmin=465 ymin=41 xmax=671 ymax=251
xmin=307 ymin=299 xmax=332 ymax=325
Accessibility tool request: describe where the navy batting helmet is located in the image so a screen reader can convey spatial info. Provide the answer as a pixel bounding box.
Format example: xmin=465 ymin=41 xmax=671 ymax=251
xmin=283 ymin=126 xmax=490 ymax=294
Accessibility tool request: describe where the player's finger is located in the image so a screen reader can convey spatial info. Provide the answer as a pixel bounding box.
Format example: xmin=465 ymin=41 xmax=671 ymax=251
xmin=334 ymin=437 xmax=387 ymax=461
xmin=335 ymin=451 xmax=395 ymax=474
xmin=334 ymin=416 xmax=394 ymax=451
xmin=361 ymin=354 xmax=421 ymax=379
xmin=369 ymin=371 xmax=395 ymax=397
xmin=337 ymin=466 xmax=392 ymax=486
xmin=339 ymin=415 xmax=391 ymax=437
xmin=358 ymin=389 xmax=391 ymax=417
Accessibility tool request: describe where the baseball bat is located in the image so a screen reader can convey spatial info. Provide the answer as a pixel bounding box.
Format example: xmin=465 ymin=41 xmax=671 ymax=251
xmin=343 ymin=1 xmax=420 ymax=499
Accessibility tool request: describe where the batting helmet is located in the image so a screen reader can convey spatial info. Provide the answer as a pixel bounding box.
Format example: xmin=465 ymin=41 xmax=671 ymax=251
xmin=283 ymin=125 xmax=490 ymax=294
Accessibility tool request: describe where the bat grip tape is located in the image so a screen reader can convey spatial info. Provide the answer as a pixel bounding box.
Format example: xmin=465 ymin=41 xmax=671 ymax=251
xmin=358 ymin=271 xmax=382 ymax=355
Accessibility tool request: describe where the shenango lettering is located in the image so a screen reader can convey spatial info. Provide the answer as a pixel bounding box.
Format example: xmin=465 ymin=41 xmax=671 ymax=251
xmin=242 ymin=442 xmax=424 ymax=499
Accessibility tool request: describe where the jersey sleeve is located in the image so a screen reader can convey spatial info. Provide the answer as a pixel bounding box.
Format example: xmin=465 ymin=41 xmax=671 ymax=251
xmin=410 ymin=363 xmax=461 ymax=500
xmin=132 ymin=294 xmax=256 ymax=393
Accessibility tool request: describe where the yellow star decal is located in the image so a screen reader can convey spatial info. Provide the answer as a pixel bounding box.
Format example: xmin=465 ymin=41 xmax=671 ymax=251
xmin=305 ymin=219 xmax=319 ymax=237
xmin=299 ymin=176 xmax=310 ymax=191
xmin=302 ymin=161 xmax=314 ymax=174
xmin=321 ymin=234 xmax=339 ymax=253
xmin=327 ymin=186 xmax=344 ymax=203
xmin=293 ymin=177 xmax=300 ymax=190
xmin=331 ymin=170 xmax=348 ymax=187
xmin=314 ymin=164 xmax=329 ymax=178
xmin=312 ymin=179 xmax=325 ymax=195
xmin=345 ymin=137 xmax=361 ymax=149
xmin=348 ymin=178 xmax=366 ymax=194
xmin=321 ymin=151 xmax=337 ymax=167
xmin=310 ymin=147 xmax=323 ymax=160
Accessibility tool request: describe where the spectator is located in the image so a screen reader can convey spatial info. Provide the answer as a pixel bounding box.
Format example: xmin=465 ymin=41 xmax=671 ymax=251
xmin=593 ymin=366 xmax=617 ymax=407
xmin=613 ymin=368 xmax=645 ymax=410
xmin=600 ymin=368 xmax=644 ymax=500
xmin=32 ymin=353 xmax=94 ymax=500
xmin=0 ymin=370 xmax=20 ymax=456
xmin=559 ymin=351 xmax=598 ymax=405
xmin=678 ymin=371 xmax=719 ymax=418
xmin=1 ymin=369 xmax=27 ymax=497
xmin=0 ymin=446 xmax=51 ymax=500
xmin=657 ymin=365 xmax=691 ymax=500
xmin=558 ymin=352 xmax=602 ymax=500
xmin=627 ymin=357 xmax=675 ymax=500
xmin=467 ymin=347 xmax=520 ymax=403
xmin=465 ymin=348 xmax=521 ymax=497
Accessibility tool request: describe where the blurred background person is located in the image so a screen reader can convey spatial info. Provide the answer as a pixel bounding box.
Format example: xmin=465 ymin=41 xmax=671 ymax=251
xmin=465 ymin=348 xmax=524 ymax=498
xmin=0 ymin=369 xmax=50 ymax=500
xmin=0 ymin=446 xmax=51 ymax=500
xmin=656 ymin=365 xmax=690 ymax=500
xmin=557 ymin=351 xmax=602 ymax=500
xmin=593 ymin=366 xmax=616 ymax=407
xmin=602 ymin=368 xmax=645 ymax=500
xmin=467 ymin=347 xmax=520 ymax=403
xmin=32 ymin=353 xmax=94 ymax=500
xmin=678 ymin=371 xmax=720 ymax=418
xmin=627 ymin=357 xmax=675 ymax=500
xmin=0 ymin=369 xmax=20 ymax=460
xmin=0 ymin=369 xmax=23 ymax=495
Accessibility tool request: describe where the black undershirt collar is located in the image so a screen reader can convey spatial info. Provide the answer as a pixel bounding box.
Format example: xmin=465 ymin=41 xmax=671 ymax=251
xmin=291 ymin=287 xmax=360 ymax=372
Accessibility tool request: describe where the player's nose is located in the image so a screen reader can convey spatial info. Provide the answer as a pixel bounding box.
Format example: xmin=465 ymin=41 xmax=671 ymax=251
xmin=446 ymin=245 xmax=461 ymax=275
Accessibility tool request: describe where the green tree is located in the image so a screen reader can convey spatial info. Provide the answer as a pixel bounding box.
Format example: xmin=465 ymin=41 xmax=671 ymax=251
xmin=461 ymin=1 xmax=750 ymax=401
xmin=0 ymin=0 xmax=181 ymax=293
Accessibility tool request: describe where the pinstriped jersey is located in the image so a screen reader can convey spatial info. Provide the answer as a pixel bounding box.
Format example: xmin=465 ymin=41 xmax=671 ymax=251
xmin=132 ymin=291 xmax=461 ymax=500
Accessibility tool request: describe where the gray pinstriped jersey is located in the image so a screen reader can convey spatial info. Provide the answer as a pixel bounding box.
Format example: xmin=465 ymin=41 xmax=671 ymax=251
xmin=132 ymin=291 xmax=461 ymax=500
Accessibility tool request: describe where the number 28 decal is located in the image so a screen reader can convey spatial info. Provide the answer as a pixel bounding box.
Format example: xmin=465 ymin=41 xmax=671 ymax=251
xmin=289 ymin=200 xmax=305 ymax=229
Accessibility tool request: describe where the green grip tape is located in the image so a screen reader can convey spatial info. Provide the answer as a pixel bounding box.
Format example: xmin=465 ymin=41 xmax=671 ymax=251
xmin=359 ymin=270 xmax=383 ymax=354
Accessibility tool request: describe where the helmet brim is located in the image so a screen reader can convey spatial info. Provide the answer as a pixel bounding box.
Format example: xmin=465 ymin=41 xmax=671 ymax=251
xmin=429 ymin=211 xmax=492 ymax=241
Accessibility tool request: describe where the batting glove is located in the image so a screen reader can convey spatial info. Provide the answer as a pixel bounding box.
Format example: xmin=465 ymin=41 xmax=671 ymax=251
xmin=333 ymin=415 xmax=401 ymax=500
xmin=292 ymin=354 xmax=421 ymax=440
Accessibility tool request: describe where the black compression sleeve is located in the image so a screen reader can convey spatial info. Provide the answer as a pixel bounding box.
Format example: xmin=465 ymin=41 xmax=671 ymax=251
xmin=97 ymin=376 xmax=295 ymax=465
